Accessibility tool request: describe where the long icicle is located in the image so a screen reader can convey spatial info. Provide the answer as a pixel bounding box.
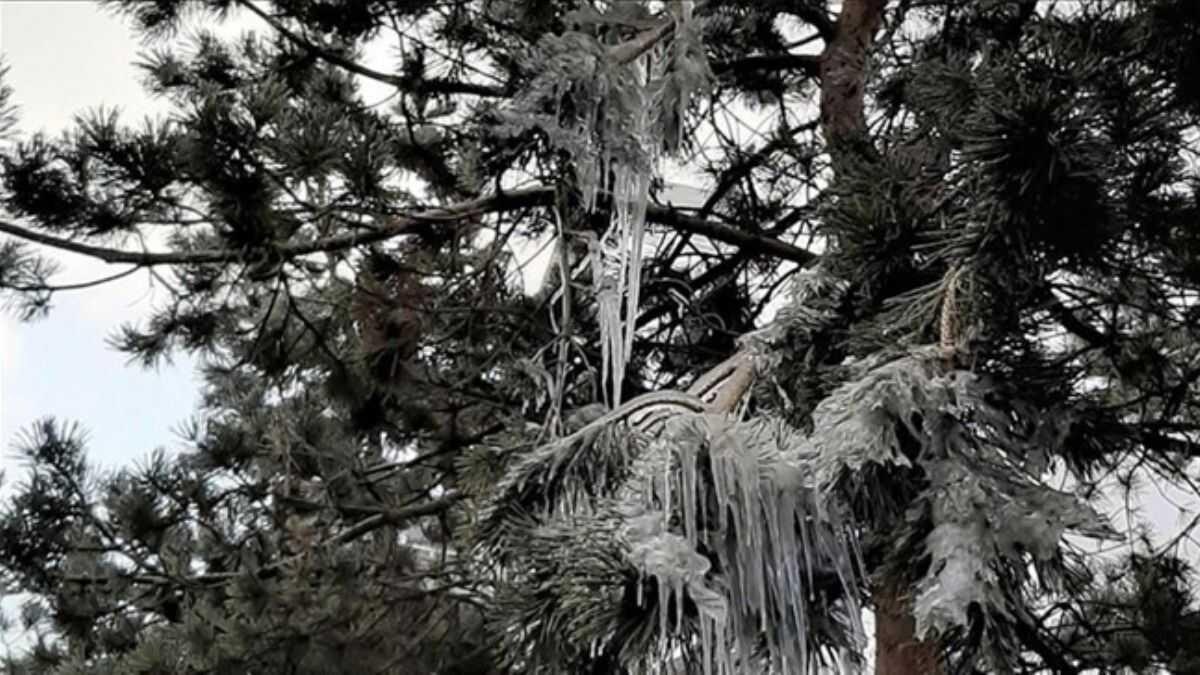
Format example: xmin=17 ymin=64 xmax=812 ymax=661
xmin=597 ymin=36 xmax=657 ymax=406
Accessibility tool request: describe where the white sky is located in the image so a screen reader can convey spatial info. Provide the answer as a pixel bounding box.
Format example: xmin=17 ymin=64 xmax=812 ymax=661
xmin=0 ymin=1 xmax=209 ymax=651
xmin=0 ymin=2 xmax=201 ymax=480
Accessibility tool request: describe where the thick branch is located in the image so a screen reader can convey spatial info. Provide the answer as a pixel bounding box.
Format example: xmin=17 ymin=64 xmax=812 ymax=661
xmin=0 ymin=189 xmax=546 ymax=266
xmin=634 ymin=207 xmax=815 ymax=335
xmin=608 ymin=19 xmax=675 ymax=65
xmin=1042 ymin=288 xmax=1112 ymax=348
xmin=328 ymin=490 xmax=464 ymax=546
xmin=648 ymin=206 xmax=817 ymax=264
xmin=1129 ymin=426 xmax=1200 ymax=458
xmin=62 ymin=491 xmax=463 ymax=589
xmin=0 ymin=187 xmax=818 ymax=270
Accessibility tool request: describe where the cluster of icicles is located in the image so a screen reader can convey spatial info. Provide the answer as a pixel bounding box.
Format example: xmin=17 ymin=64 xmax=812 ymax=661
xmin=591 ymin=162 xmax=651 ymax=408
xmin=574 ymin=13 xmax=662 ymax=408
xmin=616 ymin=412 xmax=867 ymax=674
xmin=563 ymin=5 xmax=868 ymax=667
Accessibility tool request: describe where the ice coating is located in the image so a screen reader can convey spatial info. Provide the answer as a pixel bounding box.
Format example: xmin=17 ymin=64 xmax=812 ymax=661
xmin=618 ymin=413 xmax=866 ymax=673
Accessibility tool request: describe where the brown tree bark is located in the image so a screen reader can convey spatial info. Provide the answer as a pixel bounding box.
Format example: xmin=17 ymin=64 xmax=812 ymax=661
xmin=874 ymin=581 xmax=943 ymax=675
xmin=816 ymin=2 xmax=944 ymax=673
xmin=819 ymin=0 xmax=887 ymax=144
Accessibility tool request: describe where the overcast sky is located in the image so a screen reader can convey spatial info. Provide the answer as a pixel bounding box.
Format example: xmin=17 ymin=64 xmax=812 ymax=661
xmin=0 ymin=2 xmax=199 ymax=481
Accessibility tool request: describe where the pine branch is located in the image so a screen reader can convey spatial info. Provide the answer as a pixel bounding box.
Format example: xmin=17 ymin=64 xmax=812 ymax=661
xmin=712 ymin=53 xmax=822 ymax=79
xmin=0 ymin=189 xmax=545 ymax=266
xmin=697 ymin=119 xmax=820 ymax=218
xmin=1009 ymin=606 xmax=1082 ymax=674
xmin=61 ymin=491 xmax=463 ymax=589
xmin=1131 ymin=426 xmax=1200 ymax=458
xmin=1042 ymin=288 xmax=1112 ymax=349
xmin=328 ymin=490 xmax=464 ymax=546
xmin=239 ymin=0 xmax=679 ymax=97
xmin=1 ymin=265 xmax=140 ymax=292
xmin=234 ymin=0 xmax=511 ymax=98
xmin=0 ymin=187 xmax=818 ymax=271
xmin=647 ymin=203 xmax=817 ymax=264
xmin=633 ymin=214 xmax=812 ymax=336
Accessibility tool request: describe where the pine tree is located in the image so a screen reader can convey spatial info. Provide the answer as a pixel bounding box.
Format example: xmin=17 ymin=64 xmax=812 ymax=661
xmin=2 ymin=1 xmax=1200 ymax=673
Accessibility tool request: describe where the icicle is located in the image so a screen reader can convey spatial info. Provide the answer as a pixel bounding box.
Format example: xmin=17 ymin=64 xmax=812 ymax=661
xmin=592 ymin=40 xmax=657 ymax=407
xmin=673 ymin=575 xmax=685 ymax=633
xmin=658 ymin=574 xmax=669 ymax=640
xmin=614 ymin=410 xmax=870 ymax=675
xmin=662 ymin=445 xmax=673 ymax=529
xmin=596 ymin=278 xmax=623 ymax=406
xmin=681 ymin=432 xmax=698 ymax=544
xmin=617 ymin=165 xmax=650 ymax=366
xmin=597 ymin=162 xmax=651 ymax=406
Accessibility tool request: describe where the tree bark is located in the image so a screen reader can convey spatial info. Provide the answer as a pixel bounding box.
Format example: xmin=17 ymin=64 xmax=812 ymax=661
xmin=874 ymin=582 xmax=943 ymax=675
xmin=819 ymin=0 xmax=887 ymax=144
xmin=816 ymin=1 xmax=944 ymax=673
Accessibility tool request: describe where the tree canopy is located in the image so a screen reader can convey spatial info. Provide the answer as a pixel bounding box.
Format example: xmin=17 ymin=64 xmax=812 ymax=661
xmin=3 ymin=1 xmax=1200 ymax=673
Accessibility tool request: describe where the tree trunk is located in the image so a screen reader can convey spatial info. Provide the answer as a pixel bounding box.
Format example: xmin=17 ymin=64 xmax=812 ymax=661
xmin=817 ymin=1 xmax=943 ymax=672
xmin=819 ymin=0 xmax=887 ymax=144
xmin=874 ymin=582 xmax=944 ymax=675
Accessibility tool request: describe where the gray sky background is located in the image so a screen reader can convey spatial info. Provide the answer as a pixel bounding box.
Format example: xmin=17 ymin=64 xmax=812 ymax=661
xmin=0 ymin=1 xmax=199 ymax=482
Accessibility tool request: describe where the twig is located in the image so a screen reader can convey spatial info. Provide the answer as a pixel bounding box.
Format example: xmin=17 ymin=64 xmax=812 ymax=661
xmin=1 ymin=265 xmax=140 ymax=292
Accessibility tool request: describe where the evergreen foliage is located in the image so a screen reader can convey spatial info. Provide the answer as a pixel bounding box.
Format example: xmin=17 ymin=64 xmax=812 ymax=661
xmin=2 ymin=1 xmax=1200 ymax=673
